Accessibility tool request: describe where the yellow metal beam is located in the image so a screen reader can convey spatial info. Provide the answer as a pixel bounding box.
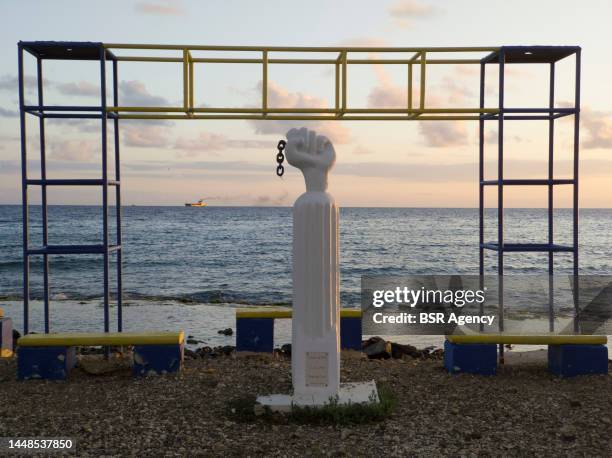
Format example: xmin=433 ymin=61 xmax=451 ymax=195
xmin=116 ymin=114 xmax=488 ymax=121
xmin=262 ymin=50 xmax=268 ymax=115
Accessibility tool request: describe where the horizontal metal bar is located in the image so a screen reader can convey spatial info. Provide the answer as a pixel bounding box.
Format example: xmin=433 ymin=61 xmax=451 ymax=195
xmin=504 ymin=108 xmax=577 ymax=113
xmin=25 ymin=105 xmax=103 ymax=111
xmin=481 ymin=179 xmax=574 ymax=186
xmin=27 ymin=244 xmax=121 ymax=255
xmin=480 ymin=243 xmax=574 ymax=253
xmin=104 ymin=43 xmax=499 ymax=52
xmin=114 ymin=56 xmax=483 ymax=65
xmin=26 ymin=179 xmax=120 ymax=186
xmin=107 ymin=106 xmax=499 ymax=114
xmin=116 ymin=113 xmax=485 ymax=121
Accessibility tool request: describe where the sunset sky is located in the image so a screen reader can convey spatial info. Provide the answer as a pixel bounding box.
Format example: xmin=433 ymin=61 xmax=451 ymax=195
xmin=0 ymin=0 xmax=611 ymax=207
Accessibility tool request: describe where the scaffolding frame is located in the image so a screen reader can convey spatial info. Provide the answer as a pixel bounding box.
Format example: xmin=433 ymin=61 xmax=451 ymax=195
xmin=17 ymin=42 xmax=580 ymax=336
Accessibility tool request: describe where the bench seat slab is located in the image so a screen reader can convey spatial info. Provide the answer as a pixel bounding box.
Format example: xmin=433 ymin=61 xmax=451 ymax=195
xmin=18 ymin=346 xmax=77 ymax=380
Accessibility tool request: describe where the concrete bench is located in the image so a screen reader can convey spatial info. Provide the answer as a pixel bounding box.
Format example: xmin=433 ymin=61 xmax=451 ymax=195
xmin=444 ymin=334 xmax=609 ymax=377
xmin=236 ymin=307 xmax=362 ymax=353
xmin=17 ymin=331 xmax=184 ymax=380
xmin=0 ymin=308 xmax=13 ymax=358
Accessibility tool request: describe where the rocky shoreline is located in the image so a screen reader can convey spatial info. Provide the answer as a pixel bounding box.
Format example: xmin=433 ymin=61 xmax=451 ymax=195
xmin=0 ymin=342 xmax=611 ymax=456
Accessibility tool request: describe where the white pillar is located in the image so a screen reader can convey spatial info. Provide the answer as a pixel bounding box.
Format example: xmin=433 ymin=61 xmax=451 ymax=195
xmin=285 ymin=128 xmax=339 ymax=403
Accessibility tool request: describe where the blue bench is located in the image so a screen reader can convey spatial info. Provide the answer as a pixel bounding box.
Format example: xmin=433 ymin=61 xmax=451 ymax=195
xmin=0 ymin=308 xmax=13 ymax=358
xmin=444 ymin=334 xmax=609 ymax=377
xmin=17 ymin=331 xmax=184 ymax=380
xmin=236 ymin=307 xmax=362 ymax=353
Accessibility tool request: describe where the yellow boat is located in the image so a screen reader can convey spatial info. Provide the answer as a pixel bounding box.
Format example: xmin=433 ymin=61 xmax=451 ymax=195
xmin=185 ymin=199 xmax=207 ymax=207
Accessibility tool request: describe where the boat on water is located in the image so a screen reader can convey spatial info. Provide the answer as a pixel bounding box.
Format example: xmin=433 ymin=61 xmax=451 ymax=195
xmin=185 ymin=199 xmax=207 ymax=207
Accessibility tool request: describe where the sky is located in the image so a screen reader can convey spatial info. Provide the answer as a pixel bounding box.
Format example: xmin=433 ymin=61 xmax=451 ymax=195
xmin=0 ymin=0 xmax=611 ymax=207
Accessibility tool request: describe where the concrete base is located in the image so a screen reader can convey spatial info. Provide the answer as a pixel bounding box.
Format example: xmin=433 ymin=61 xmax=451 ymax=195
xmin=255 ymin=380 xmax=379 ymax=413
xmin=0 ymin=317 xmax=13 ymax=358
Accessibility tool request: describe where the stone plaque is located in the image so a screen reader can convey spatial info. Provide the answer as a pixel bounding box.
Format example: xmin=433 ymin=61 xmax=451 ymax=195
xmin=305 ymin=352 xmax=329 ymax=387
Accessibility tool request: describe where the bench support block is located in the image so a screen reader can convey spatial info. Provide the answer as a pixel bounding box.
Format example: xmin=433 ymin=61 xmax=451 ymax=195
xmin=340 ymin=317 xmax=362 ymax=351
xmin=18 ymin=346 xmax=77 ymax=380
xmin=548 ymin=344 xmax=609 ymax=377
xmin=444 ymin=340 xmax=497 ymax=375
xmin=236 ymin=318 xmax=274 ymax=352
xmin=0 ymin=317 xmax=13 ymax=358
xmin=133 ymin=344 xmax=184 ymax=377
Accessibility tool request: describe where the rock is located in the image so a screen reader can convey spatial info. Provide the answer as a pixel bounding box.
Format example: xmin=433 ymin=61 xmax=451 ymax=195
xmin=281 ymin=343 xmax=291 ymax=357
xmin=390 ymin=342 xmax=421 ymax=359
xmin=195 ymin=346 xmax=212 ymax=357
xmin=184 ymin=349 xmax=198 ymax=359
xmin=186 ymin=338 xmax=202 ymax=345
xmin=218 ymin=328 xmax=233 ymax=336
xmin=363 ymin=339 xmax=392 ymax=359
xmin=559 ymin=425 xmax=576 ymax=442
xmin=219 ymin=345 xmax=235 ymax=356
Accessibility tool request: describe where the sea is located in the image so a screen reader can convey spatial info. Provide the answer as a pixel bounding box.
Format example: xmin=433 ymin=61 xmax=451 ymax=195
xmin=1 ymin=205 xmax=611 ymax=347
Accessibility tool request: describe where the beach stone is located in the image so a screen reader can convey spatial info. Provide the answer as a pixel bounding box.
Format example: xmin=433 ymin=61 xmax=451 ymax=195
xmin=363 ymin=339 xmax=392 ymax=359
xmin=559 ymin=425 xmax=576 ymax=442
xmin=281 ymin=343 xmax=291 ymax=357
xmin=184 ymin=349 xmax=198 ymax=359
xmin=186 ymin=338 xmax=202 ymax=345
xmin=390 ymin=342 xmax=421 ymax=359
xmin=218 ymin=328 xmax=233 ymax=336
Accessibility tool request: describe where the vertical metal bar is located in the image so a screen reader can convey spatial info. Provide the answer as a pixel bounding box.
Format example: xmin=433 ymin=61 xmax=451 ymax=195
xmin=335 ymin=58 xmax=340 ymax=115
xmin=479 ymin=62 xmax=485 ymax=277
xmin=100 ymin=46 xmax=110 ymax=334
xmin=573 ymin=50 xmax=581 ymax=333
xmin=341 ymin=51 xmax=347 ymax=113
xmin=18 ymin=43 xmax=30 ymax=335
xmin=548 ymin=62 xmax=555 ymax=332
xmin=548 ymin=62 xmax=555 ymax=274
xmin=262 ymin=50 xmax=268 ymax=115
xmin=419 ymin=52 xmax=426 ymax=110
xmin=497 ymin=49 xmax=505 ymax=362
xmin=407 ymin=63 xmax=413 ymax=111
xmin=183 ymin=49 xmax=188 ymax=112
xmin=573 ymin=50 xmax=581 ymax=277
xmin=37 ymin=57 xmax=50 ymax=333
xmin=188 ymin=51 xmax=194 ymax=112
xmin=113 ymin=58 xmax=122 ymax=332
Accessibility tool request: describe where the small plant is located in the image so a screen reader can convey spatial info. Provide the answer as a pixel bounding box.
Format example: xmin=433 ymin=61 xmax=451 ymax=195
xmin=227 ymin=384 xmax=395 ymax=425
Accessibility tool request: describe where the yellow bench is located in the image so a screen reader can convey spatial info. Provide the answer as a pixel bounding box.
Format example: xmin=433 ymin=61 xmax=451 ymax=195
xmin=445 ymin=333 xmax=609 ymax=377
xmin=447 ymin=334 xmax=607 ymax=345
xmin=17 ymin=331 xmax=185 ymax=380
xmin=236 ymin=307 xmax=362 ymax=352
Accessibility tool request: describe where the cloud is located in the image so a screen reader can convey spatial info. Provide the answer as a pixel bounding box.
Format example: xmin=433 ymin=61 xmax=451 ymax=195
xmin=123 ymin=124 xmax=171 ymax=148
xmin=582 ymin=108 xmax=612 ymax=149
xmin=119 ymin=80 xmax=168 ymax=106
xmin=254 ymin=191 xmax=290 ymax=206
xmin=56 ymin=81 xmax=99 ymax=97
xmin=418 ymin=122 xmax=468 ymax=147
xmin=50 ymin=140 xmax=99 ymax=161
xmin=173 ymin=131 xmax=274 ymax=156
xmin=0 ymin=106 xmax=18 ymax=117
xmin=248 ymin=81 xmax=351 ymax=144
xmin=388 ymin=0 xmax=436 ymax=28
xmin=0 ymin=74 xmax=39 ymax=92
xmin=353 ymin=146 xmax=374 ymax=155
xmin=135 ymin=1 xmax=184 ymax=15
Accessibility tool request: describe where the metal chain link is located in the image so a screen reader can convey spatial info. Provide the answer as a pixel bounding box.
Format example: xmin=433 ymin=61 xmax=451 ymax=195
xmin=276 ymin=140 xmax=286 ymax=177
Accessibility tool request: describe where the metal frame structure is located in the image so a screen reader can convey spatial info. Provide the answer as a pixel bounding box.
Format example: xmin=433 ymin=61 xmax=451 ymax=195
xmin=17 ymin=42 xmax=581 ymax=336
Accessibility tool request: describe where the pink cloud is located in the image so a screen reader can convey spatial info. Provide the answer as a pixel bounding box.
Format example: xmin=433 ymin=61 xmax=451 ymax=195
xmin=134 ymin=1 xmax=184 ymax=15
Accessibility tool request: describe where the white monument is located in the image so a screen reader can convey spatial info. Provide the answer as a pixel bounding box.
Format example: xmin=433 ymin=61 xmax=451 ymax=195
xmin=256 ymin=127 xmax=378 ymax=411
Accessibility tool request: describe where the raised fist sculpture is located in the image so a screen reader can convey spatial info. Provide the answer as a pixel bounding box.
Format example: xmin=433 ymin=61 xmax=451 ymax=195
xmin=285 ymin=127 xmax=340 ymax=401
xmin=285 ymin=127 xmax=336 ymax=192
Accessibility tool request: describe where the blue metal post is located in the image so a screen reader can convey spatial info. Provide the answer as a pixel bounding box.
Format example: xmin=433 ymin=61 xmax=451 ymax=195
xmin=112 ymin=58 xmax=123 ymax=332
xmin=100 ymin=46 xmax=110 ymax=334
xmin=497 ymin=49 xmax=505 ymax=362
xmin=18 ymin=43 xmax=30 ymax=335
xmin=37 ymin=57 xmax=50 ymax=333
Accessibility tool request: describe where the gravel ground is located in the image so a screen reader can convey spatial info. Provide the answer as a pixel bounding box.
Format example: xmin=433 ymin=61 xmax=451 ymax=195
xmin=0 ymin=353 xmax=611 ymax=457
